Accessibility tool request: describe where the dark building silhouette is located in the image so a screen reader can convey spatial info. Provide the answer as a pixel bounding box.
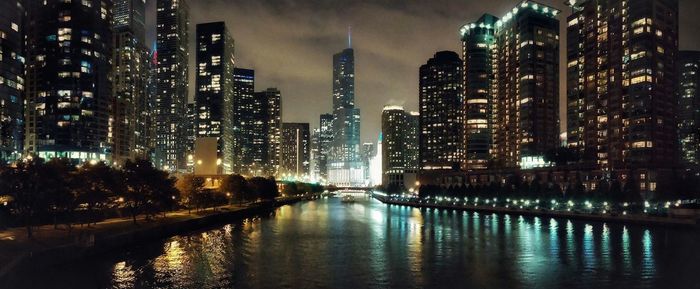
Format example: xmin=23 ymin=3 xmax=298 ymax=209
xmin=155 ymin=0 xmax=189 ymax=171
xmin=195 ymin=21 xmax=235 ymax=173
xmin=25 ymin=0 xmax=113 ymax=163
xmin=0 ymin=0 xmax=25 ymax=162
xmin=418 ymin=51 xmax=464 ymax=172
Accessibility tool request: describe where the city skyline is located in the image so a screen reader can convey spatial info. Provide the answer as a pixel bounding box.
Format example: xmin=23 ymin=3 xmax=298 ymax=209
xmin=144 ymin=0 xmax=700 ymax=144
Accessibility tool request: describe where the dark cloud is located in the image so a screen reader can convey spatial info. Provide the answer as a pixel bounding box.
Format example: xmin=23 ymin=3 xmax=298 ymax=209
xmin=146 ymin=0 xmax=700 ymax=144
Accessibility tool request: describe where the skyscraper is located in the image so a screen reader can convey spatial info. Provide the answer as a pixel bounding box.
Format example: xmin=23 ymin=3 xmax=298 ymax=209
xmin=318 ymin=113 xmax=334 ymax=180
xmin=280 ymin=122 xmax=310 ymax=178
xmin=112 ymin=0 xmax=151 ymax=165
xmin=460 ymin=14 xmax=497 ymax=170
xmin=195 ymin=21 xmax=235 ymax=173
xmin=677 ymin=51 xmax=700 ymax=167
xmin=493 ymin=2 xmax=560 ymax=169
xmin=261 ymin=88 xmax=281 ymax=176
xmin=0 ymin=0 xmax=25 ymax=163
xmin=567 ymin=0 xmax=678 ymax=171
xmin=328 ymin=46 xmax=363 ymax=186
xmin=156 ymin=0 xmax=189 ymax=171
xmin=233 ymin=84 xmax=281 ymax=177
xmin=418 ymin=51 xmax=464 ymax=172
xmin=232 ymin=68 xmax=254 ymax=174
xmin=382 ymin=106 xmax=419 ymax=187
xmin=310 ymin=128 xmax=321 ymax=180
xmin=25 ymin=0 xmax=113 ymax=163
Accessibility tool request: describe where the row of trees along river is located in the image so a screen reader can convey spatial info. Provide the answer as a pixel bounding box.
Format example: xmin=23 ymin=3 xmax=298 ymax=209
xmin=0 ymin=158 xmax=323 ymax=238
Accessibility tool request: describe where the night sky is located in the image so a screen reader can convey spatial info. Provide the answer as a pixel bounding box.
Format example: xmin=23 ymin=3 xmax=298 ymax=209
xmin=145 ymin=0 xmax=700 ymax=144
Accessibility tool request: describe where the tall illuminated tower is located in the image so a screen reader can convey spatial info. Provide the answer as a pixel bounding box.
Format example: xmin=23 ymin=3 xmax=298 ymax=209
xmin=155 ymin=0 xmax=189 ymax=171
xmin=195 ymin=21 xmax=235 ymax=173
xmin=328 ymin=34 xmax=363 ymax=186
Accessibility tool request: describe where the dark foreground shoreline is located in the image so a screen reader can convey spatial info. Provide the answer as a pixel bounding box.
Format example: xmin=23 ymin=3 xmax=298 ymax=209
xmin=0 ymin=197 xmax=301 ymax=287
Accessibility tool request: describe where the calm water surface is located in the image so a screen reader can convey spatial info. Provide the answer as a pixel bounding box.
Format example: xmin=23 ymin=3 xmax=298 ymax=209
xmin=17 ymin=195 xmax=700 ymax=289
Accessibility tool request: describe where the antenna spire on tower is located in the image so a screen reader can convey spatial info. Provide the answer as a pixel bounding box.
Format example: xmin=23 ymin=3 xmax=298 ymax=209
xmin=348 ymin=26 xmax=352 ymax=48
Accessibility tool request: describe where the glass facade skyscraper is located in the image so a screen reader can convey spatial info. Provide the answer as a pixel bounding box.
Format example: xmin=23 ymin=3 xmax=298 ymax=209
xmin=112 ymin=0 xmax=151 ymax=165
xmin=328 ymin=47 xmax=363 ymax=186
xmin=155 ymin=0 xmax=189 ymax=171
xmin=195 ymin=21 xmax=235 ymax=173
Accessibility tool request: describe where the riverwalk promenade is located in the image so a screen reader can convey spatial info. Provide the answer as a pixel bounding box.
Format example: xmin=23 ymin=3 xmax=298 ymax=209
xmin=374 ymin=194 xmax=699 ymax=228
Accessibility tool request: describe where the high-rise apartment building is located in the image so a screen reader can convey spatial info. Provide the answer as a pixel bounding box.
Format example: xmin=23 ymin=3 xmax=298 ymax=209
xmin=260 ymin=88 xmax=281 ymax=176
xmin=195 ymin=21 xmax=235 ymax=173
xmin=155 ymin=0 xmax=189 ymax=171
xmin=0 ymin=0 xmax=25 ymax=163
xmin=231 ymin=82 xmax=281 ymax=177
xmin=566 ymin=0 xmax=678 ymax=171
xmin=418 ymin=51 xmax=464 ymax=172
xmin=460 ymin=14 xmax=497 ymax=170
xmin=232 ymin=68 xmax=254 ymax=174
xmin=112 ymin=0 xmax=151 ymax=165
xmin=382 ymin=106 xmax=419 ymax=187
xmin=280 ymin=122 xmax=310 ymax=178
xmin=25 ymin=0 xmax=113 ymax=163
xmin=678 ymin=51 xmax=700 ymax=167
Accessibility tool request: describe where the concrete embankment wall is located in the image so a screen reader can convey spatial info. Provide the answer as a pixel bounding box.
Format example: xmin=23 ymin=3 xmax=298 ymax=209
xmin=375 ymin=196 xmax=699 ymax=228
xmin=0 ymin=199 xmax=299 ymax=286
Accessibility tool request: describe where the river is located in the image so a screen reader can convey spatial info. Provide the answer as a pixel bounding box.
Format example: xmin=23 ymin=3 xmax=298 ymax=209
xmin=14 ymin=194 xmax=700 ymax=288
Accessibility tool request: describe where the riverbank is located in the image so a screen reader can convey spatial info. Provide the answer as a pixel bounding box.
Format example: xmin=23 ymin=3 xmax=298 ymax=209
xmin=0 ymin=197 xmax=303 ymax=286
xmin=374 ymin=195 xmax=699 ymax=228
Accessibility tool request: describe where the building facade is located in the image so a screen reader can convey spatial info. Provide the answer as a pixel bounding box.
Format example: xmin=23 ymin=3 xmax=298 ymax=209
xmin=460 ymin=14 xmax=497 ymax=170
xmin=232 ymin=68 xmax=254 ymax=174
xmin=492 ymin=2 xmax=560 ymax=169
xmin=318 ymin=113 xmax=334 ymax=181
xmin=231 ymin=83 xmax=281 ymax=177
xmin=328 ymin=47 xmax=363 ymax=186
xmin=261 ymin=88 xmax=281 ymax=176
xmin=195 ymin=21 xmax=235 ymax=173
xmin=678 ymin=51 xmax=700 ymax=167
xmin=566 ymin=0 xmax=678 ymax=172
xmin=0 ymin=0 xmax=25 ymax=163
xmin=155 ymin=0 xmax=189 ymax=171
xmin=25 ymin=0 xmax=113 ymax=163
xmin=382 ymin=106 xmax=419 ymax=187
xmin=418 ymin=51 xmax=464 ymax=172
xmin=112 ymin=0 xmax=151 ymax=165
xmin=280 ymin=122 xmax=310 ymax=178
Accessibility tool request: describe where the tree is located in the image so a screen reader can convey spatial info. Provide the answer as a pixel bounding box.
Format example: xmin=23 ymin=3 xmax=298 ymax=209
xmin=75 ymin=161 xmax=118 ymax=226
xmin=0 ymin=157 xmax=48 ymax=238
xmin=122 ymin=159 xmax=178 ymax=223
xmin=177 ymin=175 xmax=205 ymax=212
xmin=221 ymin=174 xmax=247 ymax=205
